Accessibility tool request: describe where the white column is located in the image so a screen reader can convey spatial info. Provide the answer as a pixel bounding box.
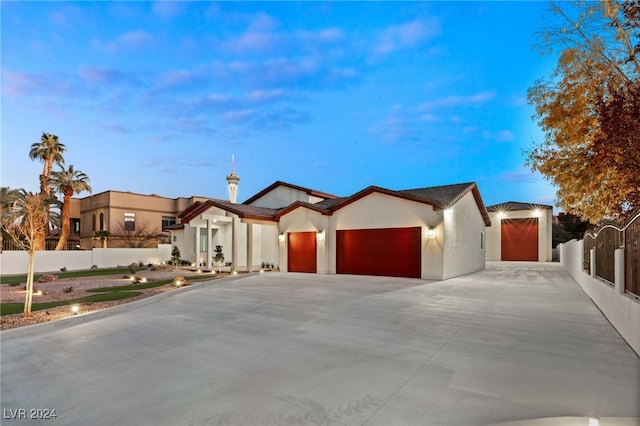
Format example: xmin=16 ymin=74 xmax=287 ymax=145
xmin=615 ymin=248 xmax=625 ymax=294
xmin=206 ymin=219 xmax=212 ymax=270
xmin=231 ymin=217 xmax=238 ymax=272
xmin=590 ymin=248 xmax=596 ymax=278
xmin=195 ymin=226 xmax=201 ymax=267
xmin=246 ymin=223 xmax=253 ymax=272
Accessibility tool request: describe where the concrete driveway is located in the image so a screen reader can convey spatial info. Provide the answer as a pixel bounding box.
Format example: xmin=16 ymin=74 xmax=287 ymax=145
xmin=1 ymin=263 xmax=639 ymax=426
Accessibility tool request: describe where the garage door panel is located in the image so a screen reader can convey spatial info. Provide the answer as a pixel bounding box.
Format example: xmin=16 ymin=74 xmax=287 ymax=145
xmin=336 ymin=227 xmax=421 ymax=278
xmin=501 ymin=218 xmax=538 ymax=261
xmin=288 ymin=232 xmax=317 ymax=273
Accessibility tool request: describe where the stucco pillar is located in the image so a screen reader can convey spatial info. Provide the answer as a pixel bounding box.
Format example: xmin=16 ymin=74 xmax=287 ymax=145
xmin=246 ymin=223 xmax=253 ymax=272
xmin=590 ymin=248 xmax=596 ymax=278
xmin=206 ymin=219 xmax=212 ymax=270
xmin=615 ymin=248 xmax=625 ymax=294
xmin=195 ymin=226 xmax=201 ymax=267
xmin=231 ymin=217 xmax=238 ymax=272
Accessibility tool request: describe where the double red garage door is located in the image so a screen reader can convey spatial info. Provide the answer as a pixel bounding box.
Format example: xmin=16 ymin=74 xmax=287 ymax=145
xmin=336 ymin=227 xmax=421 ymax=278
xmin=287 ymin=227 xmax=422 ymax=278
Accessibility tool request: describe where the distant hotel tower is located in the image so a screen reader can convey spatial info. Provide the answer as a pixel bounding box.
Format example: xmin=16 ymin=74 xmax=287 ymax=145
xmin=226 ymin=155 xmax=240 ymax=203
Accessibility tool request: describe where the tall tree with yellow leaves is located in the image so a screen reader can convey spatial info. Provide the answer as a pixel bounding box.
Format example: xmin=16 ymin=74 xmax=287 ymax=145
xmin=527 ymin=0 xmax=640 ymax=223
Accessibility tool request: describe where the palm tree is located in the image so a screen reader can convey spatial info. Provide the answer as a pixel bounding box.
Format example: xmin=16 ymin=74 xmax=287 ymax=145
xmin=50 ymin=165 xmax=91 ymax=250
xmin=0 ymin=190 xmax=53 ymax=317
xmin=29 ymin=133 xmax=66 ymax=249
xmin=29 ymin=133 xmax=66 ymax=196
xmin=1 ymin=187 xmax=23 ymax=250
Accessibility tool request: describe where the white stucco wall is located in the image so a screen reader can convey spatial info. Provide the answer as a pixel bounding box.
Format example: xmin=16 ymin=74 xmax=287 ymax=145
xmin=329 ymin=192 xmax=445 ymax=280
xmin=0 ymin=245 xmax=172 ymax=275
xmin=560 ymin=240 xmax=640 ymax=356
xmin=486 ymin=208 xmax=552 ymax=262
xmin=278 ymin=207 xmax=330 ymax=273
xmin=248 ymin=186 xmax=309 ymax=208
xmin=442 ymin=191 xmax=486 ymax=279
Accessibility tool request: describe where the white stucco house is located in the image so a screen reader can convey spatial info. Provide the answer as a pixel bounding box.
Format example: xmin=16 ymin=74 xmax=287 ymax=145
xmin=485 ymin=202 xmax=553 ymax=262
xmin=168 ymin=179 xmax=492 ymax=280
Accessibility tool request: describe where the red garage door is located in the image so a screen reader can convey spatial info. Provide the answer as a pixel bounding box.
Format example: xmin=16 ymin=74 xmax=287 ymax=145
xmin=336 ymin=227 xmax=421 ymax=278
xmin=287 ymin=232 xmax=317 ymax=273
xmin=501 ymin=218 xmax=539 ymax=261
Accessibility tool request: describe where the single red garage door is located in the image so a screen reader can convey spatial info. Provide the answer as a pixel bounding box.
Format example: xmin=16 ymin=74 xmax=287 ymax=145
xmin=336 ymin=227 xmax=421 ymax=278
xmin=287 ymin=232 xmax=317 ymax=273
xmin=501 ymin=218 xmax=539 ymax=261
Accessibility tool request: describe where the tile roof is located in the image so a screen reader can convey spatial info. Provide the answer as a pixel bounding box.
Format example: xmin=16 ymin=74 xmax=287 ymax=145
xmin=177 ymin=181 xmax=491 ymax=226
xmin=398 ymin=182 xmax=479 ymax=208
xmin=179 ymin=199 xmax=279 ymax=223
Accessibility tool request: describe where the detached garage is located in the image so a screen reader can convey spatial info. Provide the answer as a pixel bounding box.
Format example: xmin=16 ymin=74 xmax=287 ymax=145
xmin=486 ymin=202 xmax=553 ymax=262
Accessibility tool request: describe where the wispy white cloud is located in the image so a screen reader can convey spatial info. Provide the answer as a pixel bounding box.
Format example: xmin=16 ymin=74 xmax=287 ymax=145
xmin=119 ymin=30 xmax=153 ymax=49
xmin=152 ymin=1 xmax=186 ymax=21
xmin=245 ymin=89 xmax=286 ymax=103
xmin=372 ymin=18 xmax=441 ymax=57
xmin=419 ymin=91 xmax=496 ymax=111
xmin=498 ymin=168 xmax=538 ymax=183
xmin=91 ymin=30 xmax=153 ymax=54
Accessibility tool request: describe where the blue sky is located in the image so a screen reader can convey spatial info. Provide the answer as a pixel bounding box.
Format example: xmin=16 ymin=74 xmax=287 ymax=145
xmin=1 ymin=1 xmax=560 ymax=208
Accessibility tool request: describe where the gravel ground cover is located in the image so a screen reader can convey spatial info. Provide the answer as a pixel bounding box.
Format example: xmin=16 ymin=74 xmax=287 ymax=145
xmin=0 ymin=267 xmax=224 ymax=330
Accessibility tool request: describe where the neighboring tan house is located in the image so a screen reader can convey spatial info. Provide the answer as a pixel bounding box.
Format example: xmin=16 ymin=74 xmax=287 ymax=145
xmin=169 ymin=178 xmax=492 ymax=281
xmin=75 ymin=191 xmax=212 ymax=249
xmin=485 ymin=202 xmax=553 ymax=262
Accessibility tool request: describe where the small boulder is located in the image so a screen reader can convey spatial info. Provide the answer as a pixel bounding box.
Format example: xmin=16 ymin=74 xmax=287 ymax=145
xmin=173 ymin=277 xmax=189 ymax=288
xmin=38 ymin=274 xmax=58 ymax=283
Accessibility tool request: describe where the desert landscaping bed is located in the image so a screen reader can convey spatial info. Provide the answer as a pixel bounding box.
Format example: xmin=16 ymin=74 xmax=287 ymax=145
xmin=0 ymin=266 xmax=224 ymax=331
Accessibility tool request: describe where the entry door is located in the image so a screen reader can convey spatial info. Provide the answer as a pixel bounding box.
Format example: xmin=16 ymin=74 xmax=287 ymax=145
xmin=336 ymin=227 xmax=421 ymax=278
xmin=287 ymin=232 xmax=317 ymax=273
xmin=501 ymin=218 xmax=539 ymax=261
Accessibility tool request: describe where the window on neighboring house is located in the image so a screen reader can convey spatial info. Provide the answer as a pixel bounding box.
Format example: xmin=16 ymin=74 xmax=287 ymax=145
xmin=200 ymin=234 xmax=208 ymax=252
xmin=481 ymin=231 xmax=486 ymax=249
xmin=99 ymin=213 xmax=105 ymax=231
xmin=162 ymin=216 xmax=176 ymax=230
xmin=92 ymin=214 xmax=96 ymax=231
xmin=71 ymin=219 xmax=81 ymax=234
xmin=124 ymin=213 xmax=136 ymax=231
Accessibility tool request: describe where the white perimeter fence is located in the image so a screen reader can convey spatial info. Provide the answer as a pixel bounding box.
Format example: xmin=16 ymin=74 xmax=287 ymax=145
xmin=559 ymin=239 xmax=640 ymax=356
xmin=0 ymin=245 xmax=172 ymax=276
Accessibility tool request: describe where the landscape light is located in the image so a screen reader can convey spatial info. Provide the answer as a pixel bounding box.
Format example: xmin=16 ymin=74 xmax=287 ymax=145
xmin=71 ymin=305 xmax=79 ymax=315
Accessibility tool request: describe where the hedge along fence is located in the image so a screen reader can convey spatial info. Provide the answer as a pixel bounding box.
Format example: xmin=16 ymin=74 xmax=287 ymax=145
xmin=583 ymin=211 xmax=640 ymax=298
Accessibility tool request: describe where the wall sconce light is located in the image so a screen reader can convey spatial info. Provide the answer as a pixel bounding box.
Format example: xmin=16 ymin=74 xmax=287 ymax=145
xmin=278 ymin=233 xmax=285 ymax=242
xmin=427 ymin=228 xmax=436 ymax=239
xmin=316 ymin=230 xmax=325 ymax=241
